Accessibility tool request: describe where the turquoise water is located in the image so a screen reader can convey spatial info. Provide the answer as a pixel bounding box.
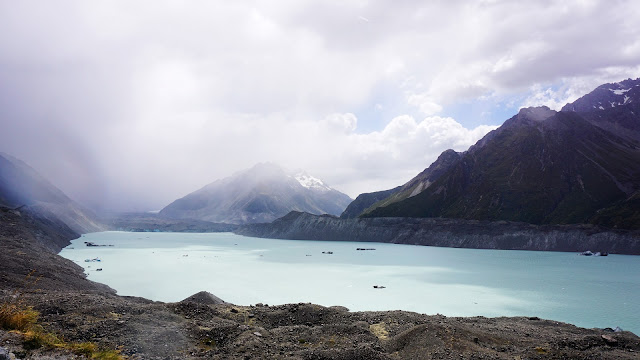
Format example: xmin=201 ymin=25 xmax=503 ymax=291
xmin=60 ymin=231 xmax=640 ymax=334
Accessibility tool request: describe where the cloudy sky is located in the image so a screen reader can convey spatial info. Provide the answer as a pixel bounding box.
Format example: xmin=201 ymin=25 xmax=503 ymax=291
xmin=2 ymin=0 xmax=640 ymax=212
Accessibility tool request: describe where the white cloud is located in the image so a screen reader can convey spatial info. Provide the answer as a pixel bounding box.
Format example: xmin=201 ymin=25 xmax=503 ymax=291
xmin=322 ymin=113 xmax=358 ymax=134
xmin=522 ymin=65 xmax=640 ymax=110
xmin=77 ymin=109 xmax=496 ymax=208
xmin=407 ymin=94 xmax=443 ymax=115
xmin=0 ymin=0 xmax=639 ymax=211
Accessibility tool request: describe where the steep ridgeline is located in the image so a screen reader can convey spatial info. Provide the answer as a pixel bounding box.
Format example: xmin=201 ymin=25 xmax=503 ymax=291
xmin=237 ymin=211 xmax=640 ymax=255
xmin=339 ymin=186 xmax=401 ymax=219
xmin=365 ymin=78 xmax=640 ymax=229
xmin=340 ymin=150 xmax=461 ymax=218
xmin=160 ymin=163 xmax=352 ymax=224
xmin=0 ymin=152 xmax=104 ymax=234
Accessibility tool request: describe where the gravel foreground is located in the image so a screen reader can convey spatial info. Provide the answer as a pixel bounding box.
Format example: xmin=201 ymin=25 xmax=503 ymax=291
xmin=1 ymin=210 xmax=639 ymax=359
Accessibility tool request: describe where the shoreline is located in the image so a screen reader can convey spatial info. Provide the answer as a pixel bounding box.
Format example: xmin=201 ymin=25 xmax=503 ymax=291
xmin=1 ymin=210 xmax=639 ymax=359
xmin=62 ymin=231 xmax=640 ymax=335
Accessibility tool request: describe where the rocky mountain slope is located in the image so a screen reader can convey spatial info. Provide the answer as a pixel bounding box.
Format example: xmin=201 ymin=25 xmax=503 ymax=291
xmin=363 ymin=79 xmax=640 ymax=229
xmin=238 ymin=211 xmax=640 ymax=255
xmin=160 ymin=163 xmax=352 ymax=224
xmin=0 ymin=153 xmax=104 ymax=234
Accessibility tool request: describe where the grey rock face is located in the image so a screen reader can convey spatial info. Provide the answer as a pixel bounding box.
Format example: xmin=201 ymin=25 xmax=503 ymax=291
xmin=236 ymin=212 xmax=640 ymax=255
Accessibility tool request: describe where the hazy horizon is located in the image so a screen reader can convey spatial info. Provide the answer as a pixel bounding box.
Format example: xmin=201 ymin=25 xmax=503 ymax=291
xmin=2 ymin=1 xmax=640 ymax=212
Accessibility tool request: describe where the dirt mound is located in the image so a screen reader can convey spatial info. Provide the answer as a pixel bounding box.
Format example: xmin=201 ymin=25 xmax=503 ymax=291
xmin=181 ymin=291 xmax=225 ymax=305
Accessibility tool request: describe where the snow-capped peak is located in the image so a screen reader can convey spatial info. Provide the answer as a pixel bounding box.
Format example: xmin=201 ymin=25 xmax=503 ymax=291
xmin=294 ymin=172 xmax=331 ymax=192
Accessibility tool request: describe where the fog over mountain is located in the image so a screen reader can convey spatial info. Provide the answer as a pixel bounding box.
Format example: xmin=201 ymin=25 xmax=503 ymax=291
xmin=160 ymin=163 xmax=352 ymax=224
xmin=0 ymin=152 xmax=104 ymax=233
xmin=1 ymin=1 xmax=640 ymax=212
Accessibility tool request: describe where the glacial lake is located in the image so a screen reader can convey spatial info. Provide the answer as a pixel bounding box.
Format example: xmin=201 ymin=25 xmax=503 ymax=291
xmin=60 ymin=231 xmax=640 ymax=335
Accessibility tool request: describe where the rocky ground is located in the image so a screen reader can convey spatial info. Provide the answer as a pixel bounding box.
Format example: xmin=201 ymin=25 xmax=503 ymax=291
xmin=1 ymin=209 xmax=639 ymax=359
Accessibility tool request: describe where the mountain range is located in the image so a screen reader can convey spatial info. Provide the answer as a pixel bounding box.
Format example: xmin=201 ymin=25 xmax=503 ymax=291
xmin=348 ymin=78 xmax=640 ymax=229
xmin=3 ymin=78 xmax=639 ymax=232
xmin=160 ymin=163 xmax=352 ymax=224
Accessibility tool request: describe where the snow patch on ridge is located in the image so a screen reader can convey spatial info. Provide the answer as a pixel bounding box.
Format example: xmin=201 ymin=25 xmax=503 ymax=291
xmin=610 ymin=88 xmax=631 ymax=95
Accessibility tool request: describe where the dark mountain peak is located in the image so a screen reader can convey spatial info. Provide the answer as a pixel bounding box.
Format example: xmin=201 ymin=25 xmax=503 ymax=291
xmin=517 ymin=106 xmax=557 ymax=122
xmin=467 ymin=107 xmax=557 ymax=155
xmin=348 ymin=148 xmax=462 ymax=217
xmin=415 ymin=149 xmax=460 ymax=177
xmin=438 ymin=148 xmax=460 ymax=159
xmin=558 ymin=78 xmax=640 ymax=142
xmin=562 ymin=77 xmax=640 ymax=113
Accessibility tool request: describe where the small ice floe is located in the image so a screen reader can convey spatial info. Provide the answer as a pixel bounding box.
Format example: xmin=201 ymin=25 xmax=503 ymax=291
xmin=578 ymin=251 xmax=609 ymax=256
xmin=322 ymin=251 xmax=334 ymax=254
xmin=84 ymin=242 xmax=113 ymax=247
